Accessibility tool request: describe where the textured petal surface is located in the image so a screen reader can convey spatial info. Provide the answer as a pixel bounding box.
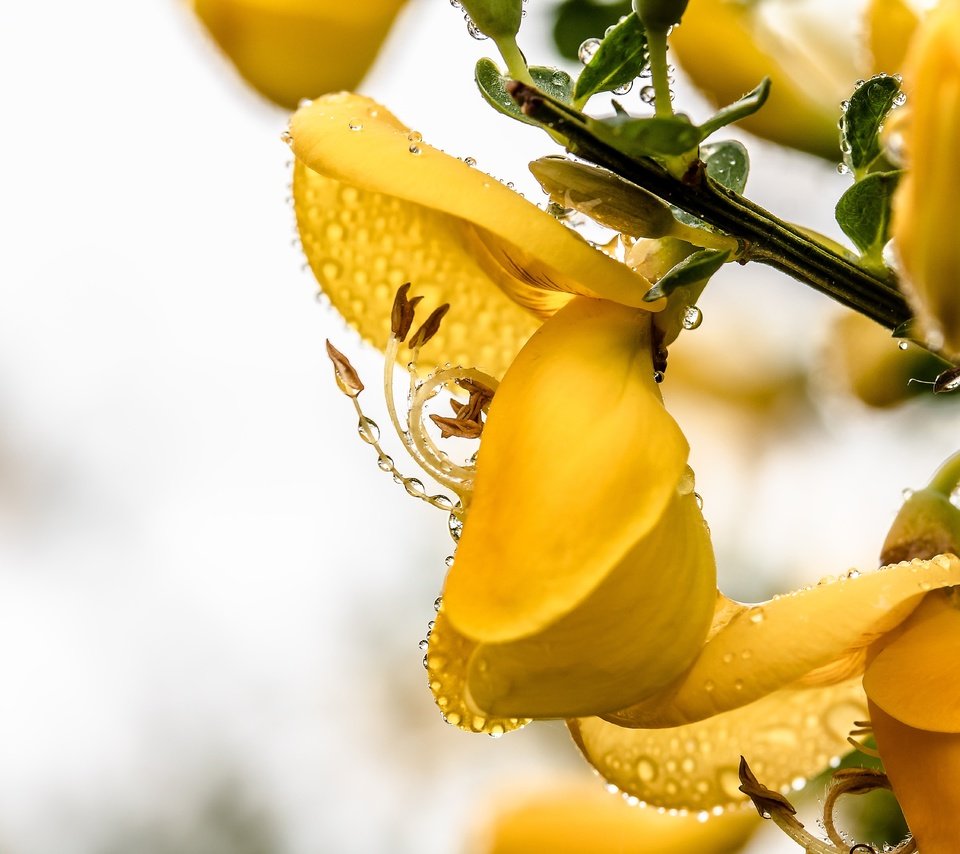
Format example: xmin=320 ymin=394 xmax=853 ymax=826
xmin=570 ymin=679 xmax=867 ymax=811
xmin=290 ymin=94 xmax=655 ymax=311
xmin=441 ymin=297 xmax=715 ymax=718
xmin=864 ymin=588 xmax=960 ymax=732
xmin=473 ymin=779 xmax=759 ymax=853
xmin=294 ymin=159 xmax=541 ymax=376
xmin=607 ymin=555 xmax=960 ymax=728
xmin=193 ymin=0 xmax=404 ymax=108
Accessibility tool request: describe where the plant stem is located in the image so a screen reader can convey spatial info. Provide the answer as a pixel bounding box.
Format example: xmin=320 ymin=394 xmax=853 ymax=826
xmin=510 ymin=85 xmax=912 ymax=330
xmin=495 ymin=36 xmax=534 ymax=86
xmin=930 ymin=452 xmax=960 ymax=498
xmin=645 ymin=27 xmax=673 ymax=118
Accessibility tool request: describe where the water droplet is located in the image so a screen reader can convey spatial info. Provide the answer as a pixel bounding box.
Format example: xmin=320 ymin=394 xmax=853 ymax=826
xmin=418 ymin=639 xmax=429 ymax=650
xmin=613 ymin=80 xmax=634 ymax=95
xmin=837 ymin=162 xmax=850 ymax=174
xmin=840 ymin=99 xmax=850 ymax=111
xmin=448 ymin=512 xmax=464 ymax=542
xmin=449 ymin=0 xmax=461 ymax=6
xmin=749 ymin=608 xmax=765 ymax=624
xmin=434 ymin=596 xmax=443 ymax=612
xmin=347 ymin=120 xmax=363 ymax=131
xmin=422 ymin=654 xmax=429 ymax=668
xmin=578 ymin=38 xmax=601 ymax=64
xmin=694 ymin=492 xmax=704 ymax=510
xmin=280 ymin=130 xmax=293 ymax=144
xmin=408 ymin=145 xmax=422 ymax=155
xmin=893 ymin=91 xmax=907 ymax=107
xmin=407 ymin=131 xmax=422 ymax=143
xmin=681 ymin=305 xmax=703 ymax=330
xmin=465 ymin=16 xmax=488 ymax=39
xmin=854 ymin=79 xmax=866 ymax=89
xmin=722 ymin=652 xmax=734 ymax=664
xmin=653 ymin=370 xmax=664 ymax=383
xmin=377 ymin=454 xmax=393 ymax=472
xmin=898 ymin=340 xmax=909 ymax=350
xmin=405 ymin=477 xmax=425 ymax=497
xmin=358 ymin=417 xmax=380 ymax=444
xmin=444 ymin=555 xmax=455 ymax=567
xmin=677 ymin=465 xmax=695 ymax=496
xmin=367 ymin=107 xmax=379 ymax=118
xmin=902 ymin=487 xmax=914 ymax=500
xmin=464 ymin=156 xmax=477 ymax=167
xmin=640 ymin=85 xmax=656 ymax=104
xmin=704 ymin=679 xmax=715 ymax=692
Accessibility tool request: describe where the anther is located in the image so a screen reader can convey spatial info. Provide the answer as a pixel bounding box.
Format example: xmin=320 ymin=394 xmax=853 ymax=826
xmin=429 ymin=414 xmax=484 ymax=440
xmin=325 ymin=340 xmax=364 ymax=397
xmin=409 ymin=304 xmax=451 ymax=348
xmin=391 ymin=282 xmax=423 ymax=342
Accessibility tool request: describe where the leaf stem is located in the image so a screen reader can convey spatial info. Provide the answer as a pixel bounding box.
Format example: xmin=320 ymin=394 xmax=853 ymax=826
xmin=510 ymin=85 xmax=912 ymax=330
xmin=494 ymin=36 xmax=534 ymax=86
xmin=929 ymin=452 xmax=960 ymax=498
xmin=645 ymin=27 xmax=673 ymax=118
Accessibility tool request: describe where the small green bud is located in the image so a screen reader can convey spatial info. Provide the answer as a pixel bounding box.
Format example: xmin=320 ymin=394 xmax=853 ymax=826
xmin=632 ymin=0 xmax=689 ymax=31
xmin=460 ymin=0 xmax=522 ymax=39
xmin=881 ymin=484 xmax=960 ymax=565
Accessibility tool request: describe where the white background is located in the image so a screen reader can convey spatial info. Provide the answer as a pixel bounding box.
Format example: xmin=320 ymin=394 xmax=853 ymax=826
xmin=0 ymin=0 xmax=956 ymax=851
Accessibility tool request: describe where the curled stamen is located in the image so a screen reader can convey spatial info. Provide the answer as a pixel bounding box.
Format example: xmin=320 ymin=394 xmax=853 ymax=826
xmin=409 ymin=304 xmax=450 ymax=348
xmin=738 ymin=757 xmax=916 ymax=854
xmin=391 ymin=282 xmax=422 ymax=342
xmin=846 ymin=721 xmax=882 ymax=758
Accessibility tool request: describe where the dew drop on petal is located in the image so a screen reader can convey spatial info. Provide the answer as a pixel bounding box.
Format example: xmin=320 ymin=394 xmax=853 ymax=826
xmin=898 ymin=340 xmax=909 ymax=350
xmin=418 ymin=639 xmax=429 ymax=650
xmin=464 ymin=156 xmax=477 ymax=167
xmin=347 ymin=120 xmax=363 ymax=131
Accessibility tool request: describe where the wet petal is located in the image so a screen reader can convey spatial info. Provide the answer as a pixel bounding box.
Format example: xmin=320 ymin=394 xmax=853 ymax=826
xmin=570 ymin=679 xmax=867 ymax=811
xmin=472 ymin=778 xmax=759 ymax=853
xmin=864 ymin=588 xmax=960 ymax=732
xmin=608 ymin=555 xmax=960 ymax=728
xmin=290 ymin=94 xmax=656 ymax=327
xmin=193 ymin=0 xmax=404 ymax=109
xmin=442 ymin=297 xmax=716 ymax=718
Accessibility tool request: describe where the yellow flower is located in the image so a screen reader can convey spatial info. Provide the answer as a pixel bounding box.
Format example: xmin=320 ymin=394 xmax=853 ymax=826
xmin=191 ymin=0 xmax=406 ymax=108
xmin=289 ymin=92 xmax=718 ymax=730
xmin=670 ymin=0 xmax=918 ymax=159
xmin=470 ymin=778 xmax=758 ymax=854
xmin=892 ymin=0 xmax=960 ymax=357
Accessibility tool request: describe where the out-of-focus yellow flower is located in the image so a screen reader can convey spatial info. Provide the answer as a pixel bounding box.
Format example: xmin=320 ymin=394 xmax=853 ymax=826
xmin=670 ymin=0 xmax=918 ymax=159
xmin=290 ymin=93 xmax=719 ymax=731
xmin=192 ymin=0 xmax=406 ymax=108
xmin=470 ymin=779 xmax=758 ymax=854
xmin=892 ymin=0 xmax=960 ymax=358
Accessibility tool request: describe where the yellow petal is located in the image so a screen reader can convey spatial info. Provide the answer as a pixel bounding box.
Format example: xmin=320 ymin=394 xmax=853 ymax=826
xmin=425 ymin=607 xmax=528 ymax=736
xmin=867 ymin=0 xmax=919 ymax=76
xmin=869 ymin=700 xmax=960 ymax=853
xmin=290 ymin=94 xmax=656 ymax=321
xmin=864 ymin=588 xmax=960 ymax=732
xmin=193 ymin=0 xmax=404 ymax=109
xmin=607 ymin=554 xmax=960 ymax=728
xmin=442 ymin=297 xmax=716 ymax=717
xmin=294 ymin=158 xmax=541 ymax=377
xmin=570 ymin=679 xmax=867 ymax=811
xmin=670 ymin=0 xmax=842 ymax=159
xmin=471 ymin=779 xmax=759 ymax=853
xmin=892 ymin=0 xmax=960 ymax=357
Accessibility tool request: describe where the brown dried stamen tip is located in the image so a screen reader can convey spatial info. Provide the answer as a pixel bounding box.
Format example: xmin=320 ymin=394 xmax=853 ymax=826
xmin=409 ymin=304 xmax=450 ymax=349
xmin=429 ymin=414 xmax=484 ymax=440
xmin=391 ymin=282 xmax=423 ymax=342
xmin=738 ymin=757 xmax=797 ymax=820
xmin=325 ymin=339 xmax=364 ymax=397
xmin=456 ymin=378 xmax=495 ymax=408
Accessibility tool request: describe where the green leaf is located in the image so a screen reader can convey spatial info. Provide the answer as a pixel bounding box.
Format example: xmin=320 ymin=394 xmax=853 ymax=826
xmin=697 ymin=78 xmax=771 ymax=140
xmin=643 ymin=248 xmax=730 ymax=301
xmin=586 ymin=112 xmax=700 ymax=157
xmin=701 ymin=140 xmax=750 ymax=193
xmin=573 ymin=12 xmax=648 ymax=103
xmin=460 ymin=0 xmax=522 ymax=38
xmin=551 ymin=0 xmax=632 ymax=62
xmin=475 ymin=59 xmax=574 ymax=126
xmin=840 ymin=74 xmax=902 ymax=174
xmin=835 ymin=170 xmax=903 ymax=257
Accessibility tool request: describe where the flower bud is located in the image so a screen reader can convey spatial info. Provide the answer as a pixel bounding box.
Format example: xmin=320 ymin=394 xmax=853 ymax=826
xmin=458 ymin=0 xmax=522 ymax=39
xmin=632 ymin=0 xmax=689 ymax=31
xmin=892 ymin=0 xmax=960 ymax=357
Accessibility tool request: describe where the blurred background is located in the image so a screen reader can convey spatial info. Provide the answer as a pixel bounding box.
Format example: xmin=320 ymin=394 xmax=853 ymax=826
xmin=0 ymin=0 xmax=956 ymax=851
